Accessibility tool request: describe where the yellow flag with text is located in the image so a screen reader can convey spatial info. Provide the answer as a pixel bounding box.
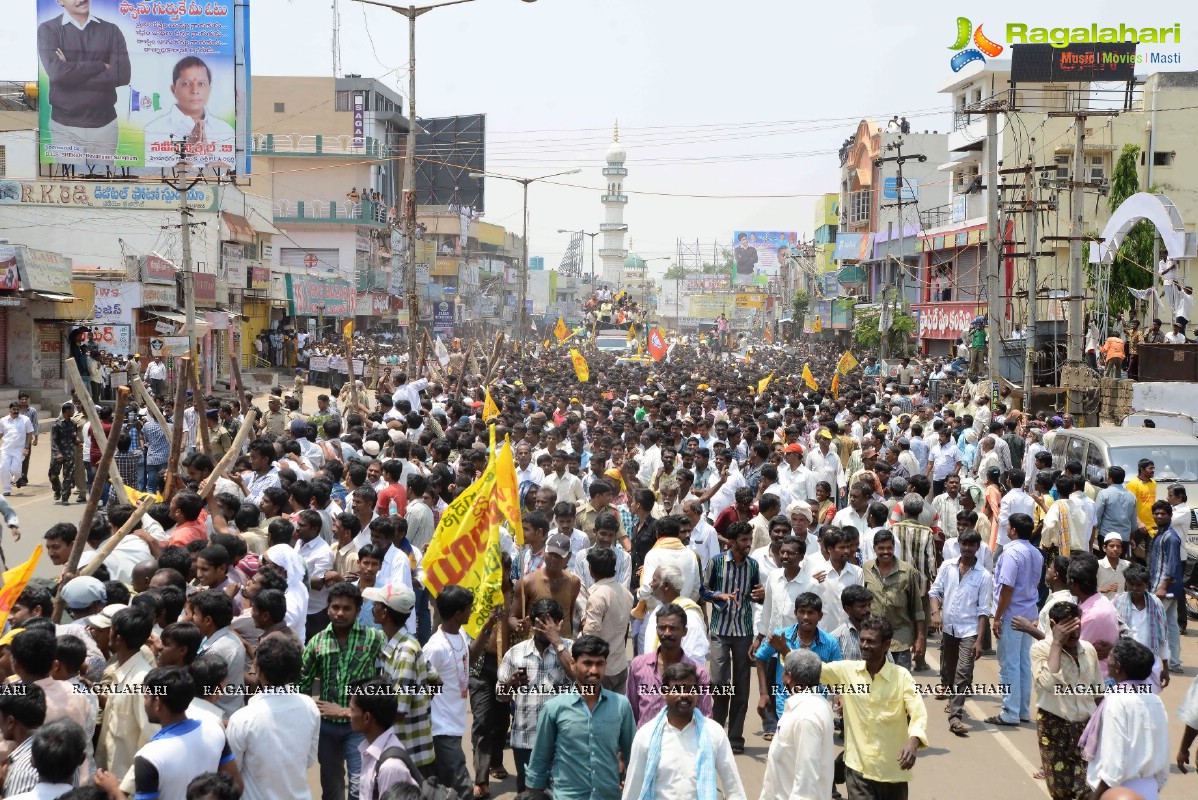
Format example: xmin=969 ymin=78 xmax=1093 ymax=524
xmin=554 ymin=317 xmax=569 ymax=342
xmin=482 ymin=388 xmax=500 ymax=422
xmin=569 ymin=348 xmax=590 ymax=382
xmin=421 ymin=430 xmax=503 ymax=637
xmin=802 ymin=363 xmax=818 ymax=391
xmin=757 ymin=371 xmax=774 ymax=395
xmin=836 ymin=351 xmax=859 ymax=375
xmin=0 ymin=546 xmax=41 ymax=631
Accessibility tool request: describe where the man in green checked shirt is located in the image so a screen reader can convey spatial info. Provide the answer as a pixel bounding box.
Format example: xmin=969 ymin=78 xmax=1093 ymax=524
xmin=300 ymin=582 xmax=386 ymax=800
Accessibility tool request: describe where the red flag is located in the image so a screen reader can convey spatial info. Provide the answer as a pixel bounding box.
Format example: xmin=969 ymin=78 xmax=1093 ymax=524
xmin=647 ymin=328 xmax=668 ymax=361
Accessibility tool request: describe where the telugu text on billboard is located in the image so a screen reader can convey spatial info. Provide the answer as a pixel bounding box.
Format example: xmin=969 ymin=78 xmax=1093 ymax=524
xmin=731 ymin=231 xmax=798 ymax=288
xmin=36 ymin=0 xmax=247 ymax=173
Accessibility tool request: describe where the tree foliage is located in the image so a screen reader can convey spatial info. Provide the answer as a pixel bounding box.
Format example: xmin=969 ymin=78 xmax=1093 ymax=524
xmin=853 ymin=309 xmax=915 ymax=354
xmin=792 ymin=290 xmax=810 ymax=331
xmin=662 ymin=264 xmax=688 ymax=280
xmin=1084 ymin=143 xmax=1155 ymax=317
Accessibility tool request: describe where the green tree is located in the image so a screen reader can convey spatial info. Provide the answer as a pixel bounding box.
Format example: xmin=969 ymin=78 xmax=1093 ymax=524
xmin=1085 ymin=143 xmax=1155 ymax=316
xmin=791 ymin=290 xmax=810 ymax=340
xmin=663 ymin=264 xmax=688 ymax=280
xmin=853 ymin=309 xmax=915 ymax=354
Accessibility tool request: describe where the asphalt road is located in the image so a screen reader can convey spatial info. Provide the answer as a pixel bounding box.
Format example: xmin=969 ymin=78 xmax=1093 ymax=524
xmin=5 ymin=393 xmax=1198 ymax=799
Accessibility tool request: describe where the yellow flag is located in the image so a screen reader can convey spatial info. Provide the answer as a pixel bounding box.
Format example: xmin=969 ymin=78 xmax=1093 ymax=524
xmin=837 ymin=351 xmax=859 ymax=375
xmin=569 ymin=348 xmax=590 ymax=382
xmin=831 ymin=372 xmax=840 ymax=399
xmin=554 ymin=317 xmax=569 ymax=342
xmin=802 ymin=363 xmax=818 ymax=391
xmin=812 ymin=317 xmax=823 ymax=333
xmin=637 ymin=339 xmax=644 ymax=356
xmin=343 ymin=320 xmax=353 ymax=339
xmin=542 ymin=339 xmax=550 ymax=350
xmin=764 ymin=327 xmax=774 ymax=343
xmin=421 ymin=430 xmax=500 ymax=637
xmin=0 ymin=546 xmax=41 ymax=631
xmin=627 ymin=324 xmax=637 ymax=342
xmin=757 ymin=371 xmax=774 ymax=395
xmin=482 ymin=388 xmax=500 ymax=422
xmin=495 ymin=433 xmax=524 ymax=546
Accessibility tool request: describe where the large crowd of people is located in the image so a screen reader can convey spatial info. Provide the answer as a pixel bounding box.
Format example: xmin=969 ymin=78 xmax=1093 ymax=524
xmin=2 ymin=315 xmax=1198 ymax=800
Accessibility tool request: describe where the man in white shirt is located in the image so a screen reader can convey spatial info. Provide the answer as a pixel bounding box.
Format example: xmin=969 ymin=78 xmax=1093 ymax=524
xmin=622 ymin=661 xmax=747 ymax=800
xmin=0 ymin=403 xmax=34 ymax=496
xmin=806 ymin=527 xmax=864 ymax=634
xmin=996 ymin=469 xmax=1036 ymax=550
xmin=542 ymin=452 xmax=585 ymax=507
xmin=681 ymin=500 xmax=720 ymax=574
xmin=756 ymin=535 xmax=819 ymax=640
xmin=805 ymin=431 xmax=845 ymax=502
xmin=637 ymin=431 xmax=663 ymax=487
xmin=227 ymin=635 xmax=320 ymax=800
xmin=294 ymin=510 xmax=335 ymax=635
xmin=777 ymin=443 xmax=813 ymax=503
xmin=759 ymin=650 xmax=834 ymax=800
xmin=831 ymin=483 xmax=870 ymax=541
xmin=144 ymin=355 xmax=169 ymax=398
xmin=513 ymin=443 xmax=545 ymax=487
xmin=143 ymin=56 xmax=236 ymax=170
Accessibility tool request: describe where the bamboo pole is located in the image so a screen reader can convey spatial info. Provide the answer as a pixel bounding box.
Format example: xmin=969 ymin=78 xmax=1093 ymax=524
xmin=452 ymin=339 xmax=473 ymax=399
xmin=199 ymin=408 xmax=259 ymax=500
xmin=346 ymin=336 xmax=359 ymax=413
xmin=189 ymin=364 xmax=213 ymax=457
xmin=79 ymin=496 xmax=156 ymax=578
xmin=64 ymin=361 xmax=127 ymax=499
xmin=229 ymin=354 xmax=249 ymax=409
xmin=483 ymin=332 xmax=506 ymax=387
xmin=52 ymin=386 xmax=130 ymax=623
xmin=415 ymin=333 xmax=428 ymax=379
xmin=163 ymin=357 xmax=191 ymax=499
xmin=129 ymin=376 xmax=169 ymax=438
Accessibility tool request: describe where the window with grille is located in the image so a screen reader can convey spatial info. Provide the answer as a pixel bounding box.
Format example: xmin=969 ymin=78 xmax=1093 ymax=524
xmin=0 ymin=145 xmax=5 ymax=177
xmin=1055 ymin=154 xmax=1070 ymax=179
xmin=274 ymin=102 xmax=285 ymax=113
xmin=1088 ymin=155 xmax=1106 ymax=183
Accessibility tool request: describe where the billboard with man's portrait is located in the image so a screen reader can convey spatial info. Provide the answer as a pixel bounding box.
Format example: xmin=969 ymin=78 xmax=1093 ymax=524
xmin=36 ymin=0 xmax=249 ymax=174
xmin=731 ymin=231 xmax=798 ymax=288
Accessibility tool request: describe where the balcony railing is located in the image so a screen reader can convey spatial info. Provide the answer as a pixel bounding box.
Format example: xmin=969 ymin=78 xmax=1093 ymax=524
xmin=273 ymin=198 xmax=388 ymax=227
xmin=601 ymin=194 xmax=628 ymax=203
xmin=251 ymin=134 xmax=385 ymax=159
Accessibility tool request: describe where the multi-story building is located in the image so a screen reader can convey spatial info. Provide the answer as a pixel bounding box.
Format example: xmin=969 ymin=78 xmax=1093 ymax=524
xmin=248 ymin=75 xmax=412 ymax=350
xmin=917 ymin=63 xmax=1198 ymax=357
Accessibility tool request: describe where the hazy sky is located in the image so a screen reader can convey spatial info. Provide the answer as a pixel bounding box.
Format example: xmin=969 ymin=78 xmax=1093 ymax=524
xmin=3 ymin=0 xmax=1192 ymax=279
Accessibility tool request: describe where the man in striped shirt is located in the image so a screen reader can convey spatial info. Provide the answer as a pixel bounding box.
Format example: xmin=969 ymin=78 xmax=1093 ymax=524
xmin=699 ymin=520 xmax=762 ymax=755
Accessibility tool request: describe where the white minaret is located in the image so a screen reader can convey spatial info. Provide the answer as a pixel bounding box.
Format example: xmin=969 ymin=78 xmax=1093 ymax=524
xmin=598 ymin=121 xmax=628 ymax=287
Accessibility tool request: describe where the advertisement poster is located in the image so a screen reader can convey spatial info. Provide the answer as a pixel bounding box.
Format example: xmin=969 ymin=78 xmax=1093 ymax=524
xmin=150 ymin=336 xmax=190 ymax=357
xmin=36 ymin=0 xmax=248 ymax=173
xmin=90 ymin=323 xmax=132 ymax=354
xmin=731 ymin=231 xmax=798 ymax=288
xmin=433 ymin=298 xmax=455 ymax=333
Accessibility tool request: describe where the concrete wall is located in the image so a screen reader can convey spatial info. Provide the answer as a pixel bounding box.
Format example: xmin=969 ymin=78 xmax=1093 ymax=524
xmin=252 ymin=77 xmax=340 ymax=138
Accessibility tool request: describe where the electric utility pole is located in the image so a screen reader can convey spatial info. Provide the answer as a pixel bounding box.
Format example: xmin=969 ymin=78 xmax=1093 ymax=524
xmin=875 ymin=138 xmax=926 ymax=362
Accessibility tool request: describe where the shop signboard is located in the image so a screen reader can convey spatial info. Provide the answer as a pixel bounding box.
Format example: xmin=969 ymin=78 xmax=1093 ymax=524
xmin=93 ymin=282 xmax=139 ymax=326
xmin=14 ymin=246 xmax=73 ymax=294
xmin=90 ymin=324 xmax=132 ymax=355
xmin=150 ymin=336 xmax=191 ymax=357
xmin=143 ymin=253 xmax=176 ymax=284
xmin=142 ymin=284 xmax=177 ymax=308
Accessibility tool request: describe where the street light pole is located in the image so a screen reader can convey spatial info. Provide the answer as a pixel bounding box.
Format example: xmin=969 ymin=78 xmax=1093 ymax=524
xmin=473 ymin=168 xmax=580 ymax=342
xmin=356 ymin=0 xmax=537 ymax=363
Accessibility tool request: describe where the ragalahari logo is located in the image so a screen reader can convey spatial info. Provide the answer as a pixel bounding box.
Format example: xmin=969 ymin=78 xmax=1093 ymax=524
xmin=949 ymin=17 xmax=1005 ymax=72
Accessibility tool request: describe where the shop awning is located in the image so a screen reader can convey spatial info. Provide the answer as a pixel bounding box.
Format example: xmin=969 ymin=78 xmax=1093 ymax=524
xmin=33 ymin=291 xmax=78 ymax=302
xmin=148 ymin=310 xmax=212 ymax=331
xmin=222 ymin=212 xmax=256 ymax=245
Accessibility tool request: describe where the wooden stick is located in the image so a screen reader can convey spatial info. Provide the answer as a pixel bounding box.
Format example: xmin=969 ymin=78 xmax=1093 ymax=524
xmin=415 ymin=333 xmax=427 ymax=379
xmin=229 ymin=354 xmax=248 ymax=408
xmin=452 ymin=339 xmax=473 ymax=399
xmin=79 ymin=496 xmax=156 ymax=578
xmin=129 ymin=376 xmax=169 ymax=439
xmin=52 ymin=386 xmax=130 ymax=623
xmin=200 ymin=408 xmax=258 ymax=500
xmin=483 ymin=332 xmax=506 ymax=387
xmin=163 ymin=357 xmax=191 ymax=499
xmin=346 ymin=336 xmax=359 ymax=413
xmin=64 ymin=361 xmax=127 ymax=499
xmin=189 ymin=364 xmax=213 ymax=458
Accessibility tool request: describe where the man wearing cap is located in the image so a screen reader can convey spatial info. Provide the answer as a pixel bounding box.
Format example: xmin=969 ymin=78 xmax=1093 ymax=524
xmin=513 ymin=533 xmax=581 ymax=639
xmin=778 ymin=444 xmax=812 ymax=505
xmin=49 ymin=402 xmax=80 ymax=506
xmin=805 ymin=429 xmax=845 ymax=504
xmin=1164 ymin=321 xmax=1187 ymax=345
xmin=259 ymin=396 xmax=287 ymax=437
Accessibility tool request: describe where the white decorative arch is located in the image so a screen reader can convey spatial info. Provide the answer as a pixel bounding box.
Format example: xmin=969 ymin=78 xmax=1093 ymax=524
xmin=1089 ymin=192 xmax=1197 ymax=264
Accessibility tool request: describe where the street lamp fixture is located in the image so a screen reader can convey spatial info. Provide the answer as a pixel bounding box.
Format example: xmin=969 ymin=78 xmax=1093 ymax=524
xmin=471 ymin=168 xmax=581 ymax=342
xmin=355 ymin=0 xmax=538 ymax=362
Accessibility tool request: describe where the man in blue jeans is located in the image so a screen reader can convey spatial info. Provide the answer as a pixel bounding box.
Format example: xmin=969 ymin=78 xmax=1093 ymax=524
xmin=987 ymin=512 xmax=1043 ymax=726
xmin=141 ymin=406 xmax=171 ymax=494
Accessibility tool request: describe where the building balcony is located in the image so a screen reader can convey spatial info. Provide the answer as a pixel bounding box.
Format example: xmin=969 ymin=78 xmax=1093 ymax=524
xmin=251 ymin=133 xmax=386 ymax=160
xmin=601 ymin=194 xmax=628 ymax=203
xmin=273 ymin=198 xmax=388 ymax=228
xmin=598 ymin=248 xmax=628 ymax=259
xmin=602 ymin=166 xmax=628 ymax=177
xmin=600 ymin=223 xmax=628 ymax=232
